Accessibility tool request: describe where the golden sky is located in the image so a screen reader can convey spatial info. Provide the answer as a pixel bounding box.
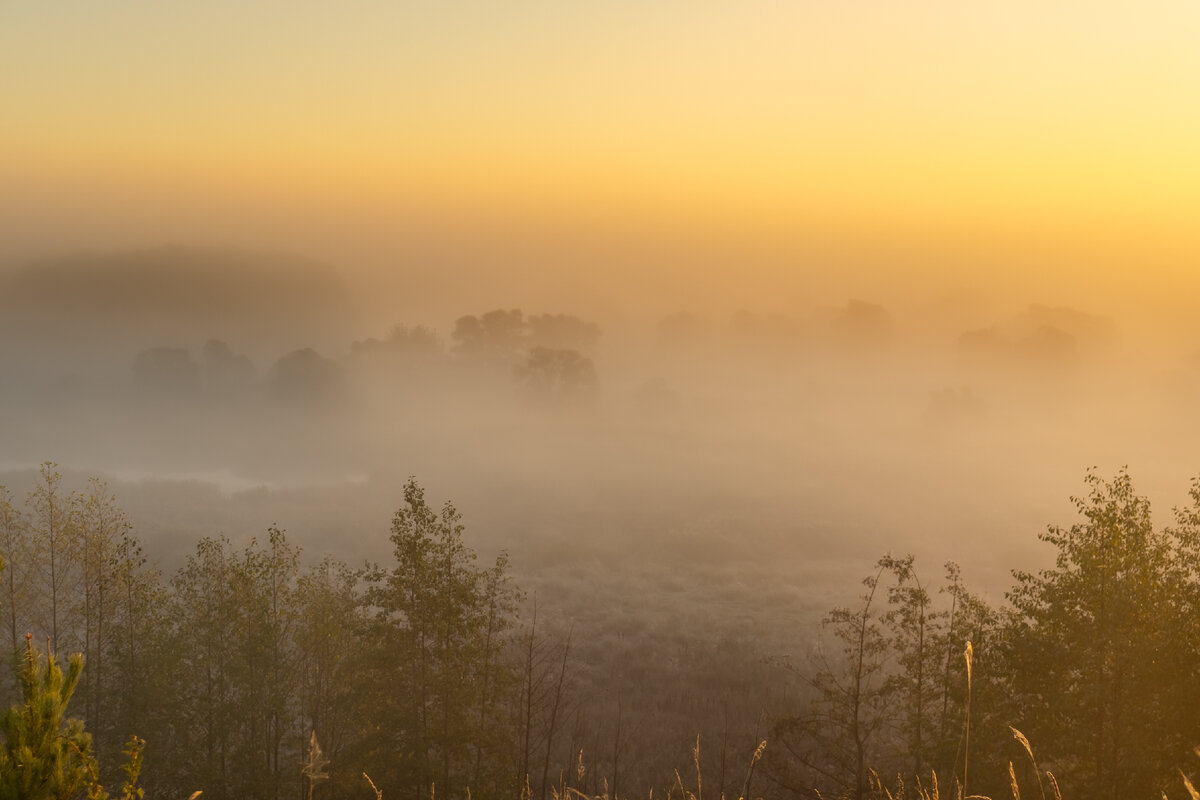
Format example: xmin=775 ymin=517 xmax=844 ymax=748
xmin=4 ymin=1 xmax=1200 ymax=261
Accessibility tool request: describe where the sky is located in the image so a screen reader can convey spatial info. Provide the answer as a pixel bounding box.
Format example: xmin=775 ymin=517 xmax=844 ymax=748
xmin=3 ymin=1 xmax=1200 ymax=284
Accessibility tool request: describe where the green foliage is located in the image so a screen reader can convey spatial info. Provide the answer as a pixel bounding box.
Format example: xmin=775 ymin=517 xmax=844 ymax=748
xmin=162 ymin=528 xmax=302 ymax=800
xmin=0 ymin=635 xmax=98 ymax=800
xmin=117 ymin=736 xmax=145 ymax=800
xmin=294 ymin=556 xmax=363 ymax=790
xmin=1005 ymin=469 xmax=1178 ymax=800
xmin=359 ymin=478 xmax=520 ymax=799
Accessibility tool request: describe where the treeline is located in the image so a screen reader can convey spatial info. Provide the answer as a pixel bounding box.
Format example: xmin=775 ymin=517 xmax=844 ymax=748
xmin=0 ymin=464 xmax=573 ymax=800
xmin=130 ymin=309 xmax=602 ymax=411
xmin=5 ymin=466 xmax=1200 ymax=799
xmin=763 ymin=469 xmax=1200 ymax=800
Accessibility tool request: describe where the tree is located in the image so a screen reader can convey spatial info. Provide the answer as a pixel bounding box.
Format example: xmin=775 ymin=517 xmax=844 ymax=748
xmin=768 ymin=565 xmax=891 ymax=800
xmin=28 ymin=463 xmax=78 ymax=654
xmin=879 ymin=554 xmax=942 ymax=779
xmin=229 ymin=526 xmax=300 ymax=800
xmin=936 ymin=562 xmax=1001 ymax=792
xmin=525 ymin=314 xmax=600 ymax=353
xmin=74 ymin=477 xmax=130 ymax=751
xmin=268 ymin=349 xmax=344 ymax=407
xmin=452 ymin=310 xmax=526 ymax=360
xmin=350 ymin=325 xmax=443 ymax=361
xmin=469 ymin=552 xmax=519 ymax=792
xmin=104 ymin=528 xmax=164 ymax=788
xmin=1005 ymin=469 xmax=1177 ymax=800
xmin=0 ymin=487 xmax=28 ymax=660
xmin=1156 ymin=475 xmax=1200 ymax=791
xmin=360 ymin=479 xmax=519 ymax=800
xmin=514 ymin=348 xmax=598 ymax=409
xmin=767 ymin=557 xmax=998 ymax=799
xmin=0 ymin=635 xmax=98 ymax=800
xmin=293 ymin=556 xmax=362 ymax=791
xmin=164 ymin=530 xmax=303 ymax=800
xmin=536 ymin=628 xmax=572 ymax=800
xmin=166 ymin=535 xmax=240 ymax=798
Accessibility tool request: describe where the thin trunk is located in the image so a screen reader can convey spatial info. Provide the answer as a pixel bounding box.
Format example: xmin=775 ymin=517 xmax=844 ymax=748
xmin=472 ymin=589 xmax=498 ymax=787
xmin=96 ymin=557 xmax=105 ymax=738
xmin=83 ymin=520 xmax=93 ymax=726
xmin=6 ymin=559 xmax=15 ymax=656
xmin=3 ymin=514 xmax=18 ymax=655
xmin=538 ymin=630 xmax=571 ymax=800
xmin=521 ymin=603 xmax=537 ymax=789
xmin=611 ymin=692 xmax=622 ymax=800
xmin=940 ymin=575 xmax=958 ymax=749
xmin=852 ymin=569 xmax=883 ymax=800
xmin=718 ymin=700 xmax=729 ymax=797
xmin=914 ymin=611 xmax=924 ymax=776
xmin=271 ymin=557 xmax=282 ymax=800
xmin=125 ymin=551 xmax=138 ymax=731
xmin=912 ymin=573 xmax=927 ymax=777
xmin=49 ymin=494 xmax=58 ymax=652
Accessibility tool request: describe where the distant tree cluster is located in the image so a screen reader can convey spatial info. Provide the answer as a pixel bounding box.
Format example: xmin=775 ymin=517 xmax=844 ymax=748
xmin=452 ymin=310 xmax=600 ymax=408
xmin=452 ymin=310 xmax=599 ymax=359
xmin=958 ymin=304 xmax=1116 ymax=375
xmin=128 ymin=309 xmax=601 ymax=412
xmin=349 ymin=324 xmax=442 ymax=361
xmin=132 ymin=339 xmax=257 ymax=399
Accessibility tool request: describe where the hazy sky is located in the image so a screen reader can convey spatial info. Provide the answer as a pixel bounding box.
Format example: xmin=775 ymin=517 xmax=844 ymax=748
xmin=7 ymin=2 xmax=1200 ymax=600
xmin=4 ymin=2 xmax=1200 ymax=279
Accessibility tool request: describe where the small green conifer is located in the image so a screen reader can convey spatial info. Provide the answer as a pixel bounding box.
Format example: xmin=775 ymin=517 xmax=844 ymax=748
xmin=0 ymin=634 xmax=99 ymax=800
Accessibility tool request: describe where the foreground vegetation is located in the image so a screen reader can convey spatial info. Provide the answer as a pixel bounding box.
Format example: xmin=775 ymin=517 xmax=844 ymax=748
xmin=4 ymin=464 xmax=1200 ymax=799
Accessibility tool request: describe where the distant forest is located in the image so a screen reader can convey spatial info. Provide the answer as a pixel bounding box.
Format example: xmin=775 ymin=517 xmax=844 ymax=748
xmin=3 ymin=464 xmax=1200 ymax=800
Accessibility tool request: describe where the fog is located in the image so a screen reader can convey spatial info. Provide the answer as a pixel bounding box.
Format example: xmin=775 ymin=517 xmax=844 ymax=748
xmin=3 ymin=239 xmax=1199 ymax=615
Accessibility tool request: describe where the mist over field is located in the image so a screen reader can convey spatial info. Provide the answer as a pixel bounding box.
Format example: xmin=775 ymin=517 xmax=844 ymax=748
xmin=3 ymin=241 xmax=1198 ymax=599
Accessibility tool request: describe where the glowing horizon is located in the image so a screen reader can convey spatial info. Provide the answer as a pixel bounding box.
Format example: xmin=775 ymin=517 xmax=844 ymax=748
xmin=4 ymin=1 xmax=1200 ymax=266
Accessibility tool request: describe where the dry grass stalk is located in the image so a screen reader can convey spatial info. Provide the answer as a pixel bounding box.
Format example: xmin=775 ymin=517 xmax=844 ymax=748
xmin=1045 ymin=772 xmax=1062 ymax=800
xmin=1181 ymin=767 xmax=1200 ymax=800
xmin=302 ymin=731 xmax=330 ymax=800
xmin=914 ymin=770 xmax=939 ymax=800
xmin=739 ymin=739 xmax=766 ymax=800
xmin=673 ymin=767 xmax=695 ymax=800
xmin=1008 ymin=726 xmax=1044 ymax=800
